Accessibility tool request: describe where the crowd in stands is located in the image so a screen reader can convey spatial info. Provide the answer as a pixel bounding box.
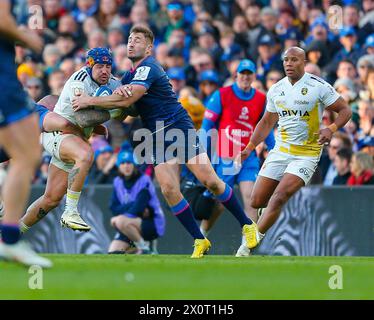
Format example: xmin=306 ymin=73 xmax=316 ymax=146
xmin=1 ymin=0 xmax=373 ymax=187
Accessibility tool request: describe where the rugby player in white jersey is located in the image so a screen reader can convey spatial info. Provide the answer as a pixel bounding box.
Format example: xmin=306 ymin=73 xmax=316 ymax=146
xmin=235 ymin=47 xmax=352 ymax=255
xmin=20 ymin=48 xmax=121 ymax=233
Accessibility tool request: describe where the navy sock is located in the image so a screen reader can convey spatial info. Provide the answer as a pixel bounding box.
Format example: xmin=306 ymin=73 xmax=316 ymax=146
xmin=216 ymin=184 xmax=252 ymax=227
xmin=0 ymin=224 xmax=21 ymax=244
xmin=170 ymin=198 xmax=205 ymax=239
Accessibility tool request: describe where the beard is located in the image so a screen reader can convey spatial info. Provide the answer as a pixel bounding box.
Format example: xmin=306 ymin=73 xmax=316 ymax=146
xmin=128 ymin=53 xmax=144 ymax=63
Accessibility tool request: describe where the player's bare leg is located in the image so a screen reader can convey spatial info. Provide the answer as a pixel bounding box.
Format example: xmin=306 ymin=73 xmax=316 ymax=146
xmin=0 ymin=115 xmax=51 ymax=267
xmin=256 ymin=173 xmax=304 ymax=234
xmin=20 ymin=164 xmax=68 ymax=231
xmin=235 ymin=177 xmax=278 ymax=256
xmin=239 ymin=181 xmax=257 ymax=222
xmin=188 ymin=152 xmax=261 ymax=251
xmin=155 ymin=161 xmax=210 ymax=258
xmin=58 ymin=135 xmax=94 ymax=231
xmin=200 ymin=202 xmax=224 ymax=237
xmin=108 ymin=240 xmax=131 ymax=254
xmin=111 ymin=216 xmax=150 ymax=253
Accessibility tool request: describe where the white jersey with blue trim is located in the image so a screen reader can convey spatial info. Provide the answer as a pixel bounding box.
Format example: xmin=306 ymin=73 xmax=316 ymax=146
xmin=266 ymin=72 xmax=340 ymax=157
xmin=54 ymin=67 xmax=121 ymax=127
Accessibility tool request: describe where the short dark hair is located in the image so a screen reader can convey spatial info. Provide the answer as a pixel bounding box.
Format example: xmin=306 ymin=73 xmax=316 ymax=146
xmin=129 ymin=24 xmax=154 ymax=44
xmin=336 ymin=147 xmax=352 ymax=163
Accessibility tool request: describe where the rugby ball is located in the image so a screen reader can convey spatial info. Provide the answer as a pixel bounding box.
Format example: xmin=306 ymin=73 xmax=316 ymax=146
xmin=94 ymin=86 xmax=112 ymax=97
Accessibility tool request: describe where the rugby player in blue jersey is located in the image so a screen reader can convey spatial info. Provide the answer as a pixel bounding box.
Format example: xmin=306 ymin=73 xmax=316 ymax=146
xmin=73 ymin=25 xmax=261 ymax=258
xmin=0 ymin=0 xmax=51 ymax=267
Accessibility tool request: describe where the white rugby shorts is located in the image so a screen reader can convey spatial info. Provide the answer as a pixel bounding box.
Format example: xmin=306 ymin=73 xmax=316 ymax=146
xmin=258 ymin=149 xmax=320 ymax=185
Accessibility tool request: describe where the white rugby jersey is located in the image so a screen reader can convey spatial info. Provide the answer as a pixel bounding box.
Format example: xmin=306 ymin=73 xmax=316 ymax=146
xmin=266 ymin=72 xmax=340 ymax=157
xmin=54 ymin=67 xmax=121 ymax=134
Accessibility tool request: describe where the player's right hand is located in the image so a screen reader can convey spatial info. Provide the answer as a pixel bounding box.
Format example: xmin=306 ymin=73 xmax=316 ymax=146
xmin=22 ymin=29 xmax=44 ymax=54
xmin=113 ymin=85 xmax=133 ymax=98
xmin=234 ymin=148 xmax=251 ymax=170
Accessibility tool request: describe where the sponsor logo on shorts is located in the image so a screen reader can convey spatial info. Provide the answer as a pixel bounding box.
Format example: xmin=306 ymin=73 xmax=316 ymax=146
xmin=299 ymin=167 xmax=310 ymax=178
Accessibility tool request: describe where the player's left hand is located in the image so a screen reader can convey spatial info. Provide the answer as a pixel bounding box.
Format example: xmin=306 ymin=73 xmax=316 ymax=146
xmin=113 ymin=85 xmax=133 ymax=98
xmin=316 ymin=128 xmax=334 ymax=145
xmin=72 ymin=93 xmax=91 ymax=111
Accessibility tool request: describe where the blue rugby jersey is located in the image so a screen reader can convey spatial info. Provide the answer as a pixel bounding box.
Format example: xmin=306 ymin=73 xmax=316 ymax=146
xmin=121 ymin=56 xmax=190 ymax=132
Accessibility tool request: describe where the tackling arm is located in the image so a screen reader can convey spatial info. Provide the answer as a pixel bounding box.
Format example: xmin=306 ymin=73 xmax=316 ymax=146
xmin=72 ymin=85 xmax=147 ymax=111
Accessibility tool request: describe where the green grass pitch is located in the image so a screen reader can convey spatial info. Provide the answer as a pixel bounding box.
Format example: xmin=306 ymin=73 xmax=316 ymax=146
xmin=1 ymin=255 xmax=373 ymax=300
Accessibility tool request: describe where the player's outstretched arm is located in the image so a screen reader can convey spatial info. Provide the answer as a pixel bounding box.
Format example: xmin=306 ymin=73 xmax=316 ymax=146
xmin=0 ymin=1 xmax=43 ymax=53
xmin=235 ymin=111 xmax=279 ymax=165
xmin=72 ymin=85 xmax=146 ymax=111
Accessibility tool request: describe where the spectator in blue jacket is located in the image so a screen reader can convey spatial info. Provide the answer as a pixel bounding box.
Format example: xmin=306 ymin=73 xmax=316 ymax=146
xmin=108 ymin=151 xmax=165 ymax=254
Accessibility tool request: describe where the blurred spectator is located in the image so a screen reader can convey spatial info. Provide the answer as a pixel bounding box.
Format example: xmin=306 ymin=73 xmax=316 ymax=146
xmin=363 ymin=34 xmax=374 ymax=56
xmin=87 ymin=28 xmax=107 ymax=49
xmin=251 ymin=79 xmax=266 ymax=93
xmin=360 ymin=0 xmax=374 ymax=29
xmin=58 ymin=14 xmax=80 ymax=41
xmin=151 ymin=0 xmax=170 ymax=32
xmin=198 ymin=70 xmax=220 ymax=105
xmin=59 ymin=58 xmax=77 ymax=79
xmin=343 ymin=3 xmax=373 ymax=46
xmin=55 ymin=32 xmax=77 ymax=59
xmin=332 ymin=148 xmax=353 ymax=185
xmin=325 ymin=27 xmax=363 ymax=81
xmin=44 ymin=0 xmax=67 ymax=32
xmin=357 ymin=99 xmax=374 ymax=137
xmin=42 ymin=44 xmax=62 ymax=77
xmin=34 ymin=154 xmax=52 ymax=185
xmin=167 ymin=67 xmax=186 ymax=97
xmin=360 ymin=67 xmax=374 ymax=102
xmin=71 ymin=0 xmax=98 ymax=24
xmin=165 ymin=47 xmax=185 ymax=69
xmin=255 ymin=33 xmax=283 ymax=82
xmin=305 ymin=62 xmax=322 ymax=77
xmin=305 ymin=40 xmax=329 ymax=69
xmin=107 ymin=27 xmax=125 ymax=50
xmin=113 ymin=44 xmax=131 ymax=76
xmin=356 ymin=55 xmax=374 ymax=92
xmin=245 ymin=4 xmax=266 ymax=60
xmin=48 ymin=69 xmax=66 ymax=95
xmin=336 ymin=59 xmax=357 ymax=81
xmin=265 ymin=70 xmax=283 ymax=91
xmin=320 ymin=131 xmax=352 ymax=186
xmin=82 ymin=16 xmax=100 ymax=40
xmin=197 ymin=25 xmax=222 ymax=65
xmin=155 ymin=43 xmax=170 ymax=69
xmin=87 ymin=145 xmax=117 ymax=184
xmin=108 ymin=151 xmax=165 ymax=254
xmin=333 ymin=78 xmax=358 ymax=107
xmin=96 ymin=0 xmax=121 ymax=30
xmin=164 ymin=1 xmax=191 ymax=43
xmin=26 ymin=77 xmax=44 ymax=102
xmin=357 ymin=136 xmax=374 ymax=158
xmin=260 ymin=7 xmax=278 ymax=36
xmin=179 ymin=86 xmax=205 ymax=129
xmin=347 ymin=151 xmax=374 ymax=185
xmin=232 ymin=14 xmax=249 ymax=49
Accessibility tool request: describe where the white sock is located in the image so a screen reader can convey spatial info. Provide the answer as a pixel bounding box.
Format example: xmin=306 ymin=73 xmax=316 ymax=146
xmin=20 ymin=221 xmax=30 ymax=233
xmin=65 ymin=189 xmax=81 ymax=212
xmin=200 ymin=226 xmax=209 ymax=238
xmin=135 ymin=238 xmax=149 ymax=250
